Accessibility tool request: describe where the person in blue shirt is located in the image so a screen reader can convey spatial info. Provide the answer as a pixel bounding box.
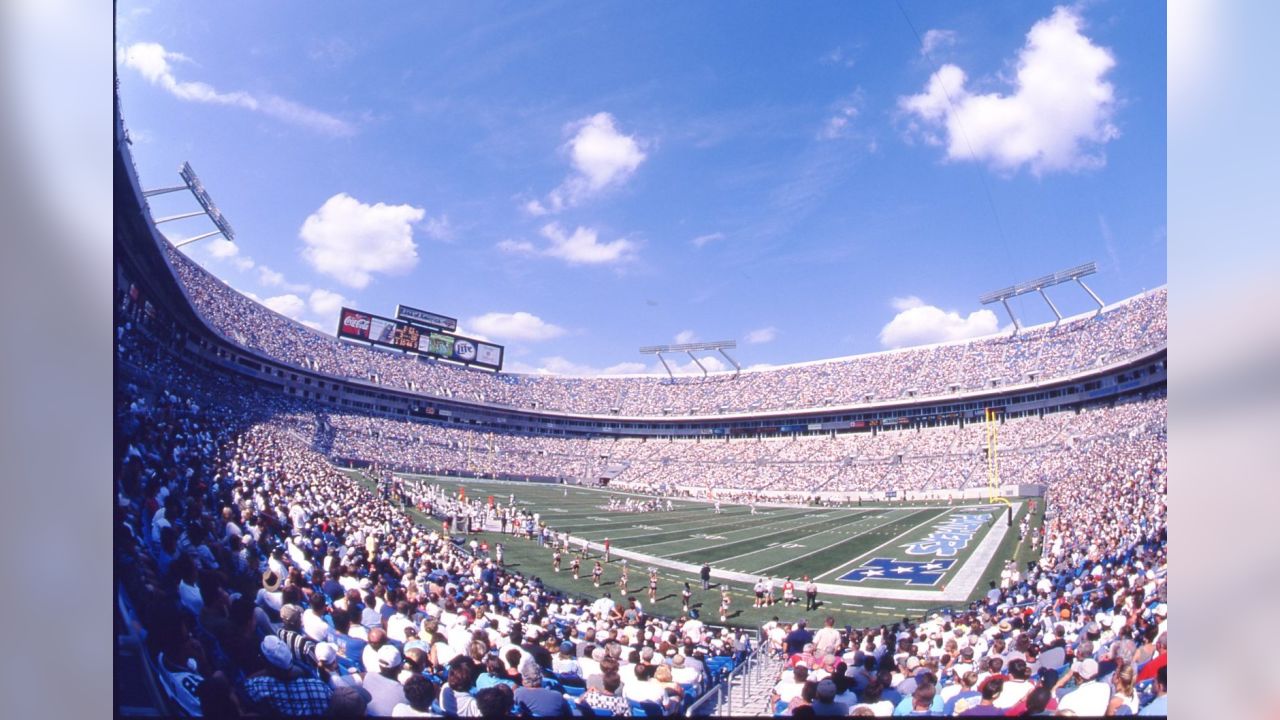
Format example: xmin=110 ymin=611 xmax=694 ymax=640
xmin=513 ymin=663 xmax=570 ymax=717
xmin=1137 ymin=665 xmax=1167 ymax=716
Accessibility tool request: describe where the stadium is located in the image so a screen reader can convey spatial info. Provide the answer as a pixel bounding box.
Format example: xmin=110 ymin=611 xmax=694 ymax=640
xmin=112 ymin=7 xmax=1167 ymax=719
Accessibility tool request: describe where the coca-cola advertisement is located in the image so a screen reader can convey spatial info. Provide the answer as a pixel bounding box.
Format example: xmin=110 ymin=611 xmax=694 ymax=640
xmin=338 ymin=308 xmax=371 ymax=339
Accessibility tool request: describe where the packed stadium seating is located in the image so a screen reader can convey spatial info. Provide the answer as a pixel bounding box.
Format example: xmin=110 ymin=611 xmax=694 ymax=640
xmin=164 ymin=242 xmax=1166 ymax=417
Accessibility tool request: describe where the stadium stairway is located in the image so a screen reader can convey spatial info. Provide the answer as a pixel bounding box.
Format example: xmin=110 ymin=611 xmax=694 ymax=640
xmin=708 ymin=649 xmax=786 ymax=717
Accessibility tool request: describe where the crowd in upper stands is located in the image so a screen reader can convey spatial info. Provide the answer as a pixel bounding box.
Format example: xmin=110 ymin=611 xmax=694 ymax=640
xmin=269 ymin=396 xmax=1165 ymax=503
xmin=164 ymin=242 xmax=1166 ymax=418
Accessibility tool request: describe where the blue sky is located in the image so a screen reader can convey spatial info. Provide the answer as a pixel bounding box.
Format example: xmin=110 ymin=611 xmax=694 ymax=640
xmin=116 ymin=1 xmax=1165 ymax=375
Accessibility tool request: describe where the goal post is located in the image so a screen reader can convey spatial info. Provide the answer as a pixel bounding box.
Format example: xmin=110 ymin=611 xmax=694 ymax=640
xmin=986 ymin=408 xmax=1014 ymax=524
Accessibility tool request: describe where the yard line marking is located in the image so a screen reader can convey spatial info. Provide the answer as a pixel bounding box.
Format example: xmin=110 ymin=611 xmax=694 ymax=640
xmin=627 ymin=508 xmax=850 ymax=550
xmin=593 ymin=507 xmax=821 ymax=544
xmin=707 ymin=510 xmax=880 ymax=565
xmin=813 ymin=508 xmax=954 ymax=581
xmin=874 ymin=606 xmax=895 ymax=610
xmin=747 ymin=509 xmax=921 ymax=574
xmin=658 ymin=508 xmax=871 ymax=555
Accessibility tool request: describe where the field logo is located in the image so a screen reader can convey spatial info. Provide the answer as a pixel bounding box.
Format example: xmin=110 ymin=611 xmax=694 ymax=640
xmin=839 ymin=557 xmax=956 ymax=586
xmin=901 ymin=513 xmax=991 ymax=558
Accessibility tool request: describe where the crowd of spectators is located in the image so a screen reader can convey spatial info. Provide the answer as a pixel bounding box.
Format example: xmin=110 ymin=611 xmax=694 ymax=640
xmin=117 ymin=250 xmax=1168 ymax=717
xmin=760 ymin=423 xmax=1167 ymax=716
xmin=165 ymin=243 xmax=1166 ymax=417
xmin=116 ymin=312 xmax=760 ymax=717
xmin=264 ymin=396 xmax=1165 ymax=512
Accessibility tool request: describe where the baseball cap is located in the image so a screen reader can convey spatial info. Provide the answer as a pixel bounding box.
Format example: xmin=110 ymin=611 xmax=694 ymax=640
xmin=377 ymin=645 xmax=403 ymax=669
xmin=560 ymin=641 xmax=575 ymax=654
xmin=329 ymin=686 xmax=372 ymax=715
xmin=315 ymin=642 xmax=338 ymax=664
xmin=261 ymin=635 xmax=293 ymax=670
xmin=279 ymin=604 xmax=303 ymax=627
xmin=1073 ymin=658 xmax=1099 ymax=680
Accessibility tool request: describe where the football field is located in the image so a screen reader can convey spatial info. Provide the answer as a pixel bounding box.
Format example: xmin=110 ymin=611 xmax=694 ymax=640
xmin=353 ymin=472 xmax=1042 ymax=628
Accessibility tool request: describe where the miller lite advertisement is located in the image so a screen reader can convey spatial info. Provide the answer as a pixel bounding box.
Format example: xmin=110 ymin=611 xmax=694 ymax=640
xmin=452 ymin=338 xmax=478 ymax=362
xmin=338 ymin=308 xmax=371 ymax=339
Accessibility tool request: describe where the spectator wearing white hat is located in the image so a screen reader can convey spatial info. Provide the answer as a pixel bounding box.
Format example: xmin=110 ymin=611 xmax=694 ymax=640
xmin=315 ymin=641 xmax=362 ymax=692
xmin=1054 ymin=657 xmax=1110 ymax=716
xmin=363 ymin=645 xmax=408 ymax=716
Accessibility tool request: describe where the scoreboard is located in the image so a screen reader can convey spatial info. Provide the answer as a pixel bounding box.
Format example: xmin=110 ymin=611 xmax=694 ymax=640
xmin=337 ymin=307 xmax=503 ymax=370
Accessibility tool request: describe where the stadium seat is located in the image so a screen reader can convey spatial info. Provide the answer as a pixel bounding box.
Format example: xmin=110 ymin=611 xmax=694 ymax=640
xmin=563 ymin=683 xmax=587 ymax=698
xmin=774 ymin=699 xmax=789 ymax=716
xmin=628 ymin=699 xmax=664 ymax=718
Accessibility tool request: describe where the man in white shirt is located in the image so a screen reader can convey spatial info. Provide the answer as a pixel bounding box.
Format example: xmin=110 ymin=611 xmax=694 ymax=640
xmin=993 ymin=659 xmax=1035 ymax=709
xmin=771 ymin=665 xmax=810 ymax=705
xmin=670 ymin=654 xmax=700 ymax=686
xmin=622 ymin=663 xmax=668 ymax=706
xmin=303 ymin=594 xmax=336 ymax=643
xmin=1056 ymin=658 xmax=1112 ymax=716
xmin=385 ymin=601 xmax=415 ymax=643
xmin=813 ymin=617 xmax=842 ymax=657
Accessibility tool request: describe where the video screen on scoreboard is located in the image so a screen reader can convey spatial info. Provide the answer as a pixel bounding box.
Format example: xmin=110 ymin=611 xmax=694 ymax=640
xmin=336 ymin=307 xmax=503 ymax=370
xmin=425 ymin=332 xmax=455 ymax=357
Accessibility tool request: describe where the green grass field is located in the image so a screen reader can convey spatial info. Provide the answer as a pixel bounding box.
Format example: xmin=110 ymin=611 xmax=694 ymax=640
xmin=349 ymin=472 xmax=1043 ymax=629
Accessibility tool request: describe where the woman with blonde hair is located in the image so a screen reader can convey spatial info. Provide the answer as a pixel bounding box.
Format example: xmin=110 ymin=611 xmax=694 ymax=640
xmin=653 ymin=663 xmax=686 ymax=713
xmin=1106 ymin=663 xmax=1139 ymax=715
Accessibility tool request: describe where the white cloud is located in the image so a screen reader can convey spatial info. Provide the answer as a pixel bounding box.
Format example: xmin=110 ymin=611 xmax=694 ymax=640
xmin=467 ymin=312 xmax=566 ymax=342
xmin=820 ymin=105 xmax=859 ymax=140
xmin=496 ymin=239 xmax=537 ymax=255
xmin=262 ymin=293 xmax=307 ymax=321
xmin=198 ymin=237 xmax=256 ymax=271
xmin=299 ymin=193 xmax=424 ymax=288
xmin=674 ymin=329 xmax=698 ymax=345
xmin=692 ymin=232 xmax=724 ymax=248
xmin=821 ymin=47 xmax=857 ymax=68
xmin=526 ymin=112 xmax=647 ymax=214
xmin=898 ymin=7 xmax=1119 ymax=175
xmin=920 ymin=29 xmax=958 ymax=57
xmin=206 ymin=237 xmax=240 ymax=259
xmin=539 ymin=223 xmax=636 ymax=266
xmin=819 ymin=89 xmax=865 ymax=141
xmin=879 ymin=296 xmax=1000 ymax=348
xmin=308 ymin=288 xmax=347 ymax=317
xmin=256 ymin=265 xmax=309 ymax=293
xmin=745 ymin=326 xmax=777 ymax=344
xmin=119 ymin=42 xmax=354 ymax=137
xmin=422 ymin=214 xmax=454 ymax=242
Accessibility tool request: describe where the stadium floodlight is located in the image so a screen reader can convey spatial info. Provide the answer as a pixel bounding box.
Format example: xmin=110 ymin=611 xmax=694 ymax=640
xmin=640 ymin=340 xmax=739 ymax=382
xmin=979 ymin=261 xmax=1102 ymax=335
xmin=144 ymin=161 xmax=237 ymax=247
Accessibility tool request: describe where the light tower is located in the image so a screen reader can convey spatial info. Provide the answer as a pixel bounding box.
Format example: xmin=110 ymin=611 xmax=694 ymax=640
xmin=979 ymin=261 xmax=1104 ymax=335
xmin=639 ymin=341 xmax=740 ymax=383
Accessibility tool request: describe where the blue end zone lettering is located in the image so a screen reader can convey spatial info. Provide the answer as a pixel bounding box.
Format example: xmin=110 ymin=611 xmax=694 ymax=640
xmin=838 ymin=557 xmax=957 ymax=586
